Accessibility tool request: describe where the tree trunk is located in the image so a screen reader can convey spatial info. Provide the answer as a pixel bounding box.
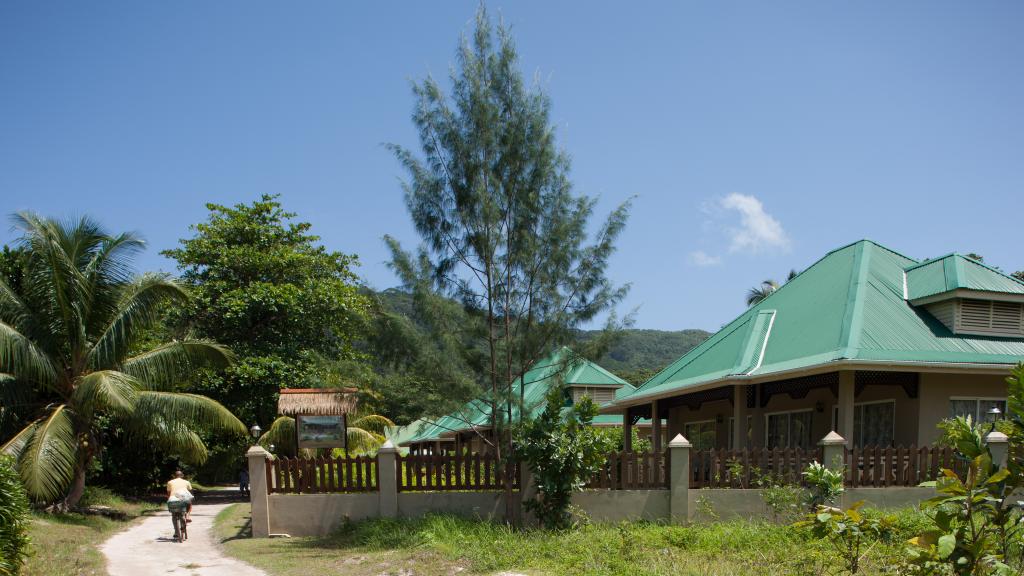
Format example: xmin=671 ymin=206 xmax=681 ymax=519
xmin=61 ymin=464 xmax=88 ymax=511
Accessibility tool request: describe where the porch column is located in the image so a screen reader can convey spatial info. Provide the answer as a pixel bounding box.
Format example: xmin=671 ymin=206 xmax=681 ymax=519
xmin=750 ymin=385 xmax=765 ymax=448
xmin=733 ymin=385 xmax=748 ymax=449
xmin=651 ymin=400 xmax=662 ymax=454
xmin=837 ymin=371 xmax=855 ymax=442
xmin=623 ymin=410 xmax=633 ymax=452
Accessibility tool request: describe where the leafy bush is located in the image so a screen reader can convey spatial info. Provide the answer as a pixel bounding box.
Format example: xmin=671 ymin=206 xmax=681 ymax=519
xmin=0 ymin=456 xmax=30 ymax=576
xmin=903 ymin=364 xmax=1024 ymax=575
xmin=803 ymin=460 xmax=844 ymax=509
xmin=593 ymin=425 xmax=651 ymax=453
xmin=517 ymin=387 xmax=616 ymax=529
xmin=794 ymin=501 xmax=893 ymax=574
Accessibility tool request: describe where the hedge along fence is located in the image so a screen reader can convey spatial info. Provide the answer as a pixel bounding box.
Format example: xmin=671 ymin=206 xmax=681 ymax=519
xmin=396 ymin=452 xmax=520 ymax=492
xmin=268 ymin=456 xmax=378 ymax=494
xmin=586 ymin=451 xmax=670 ymax=490
xmin=690 ymin=447 xmax=824 ymax=488
xmin=844 ymin=445 xmax=963 ymax=487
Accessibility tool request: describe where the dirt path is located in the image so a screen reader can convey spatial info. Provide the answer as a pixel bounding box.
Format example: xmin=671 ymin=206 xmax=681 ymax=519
xmin=101 ymin=502 xmax=267 ymax=576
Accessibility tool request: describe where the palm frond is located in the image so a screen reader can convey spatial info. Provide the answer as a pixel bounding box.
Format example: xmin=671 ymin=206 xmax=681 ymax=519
xmin=121 ymin=415 xmax=210 ymax=464
xmin=87 ymin=274 xmax=190 ymax=370
xmin=70 ymin=370 xmax=138 ymax=415
xmin=133 ymin=391 xmax=245 ymax=435
xmin=346 ymin=427 xmax=386 ymax=453
xmin=349 ymin=414 xmax=396 ymax=434
xmin=258 ymin=416 xmax=297 ymax=455
xmin=0 ymin=420 xmax=38 ymax=456
xmin=0 ymin=320 xmax=58 ymax=391
xmin=12 ymin=212 xmax=93 ymax=356
xmin=17 ymin=405 xmax=77 ymax=502
xmin=121 ymin=340 xmax=233 ymax=390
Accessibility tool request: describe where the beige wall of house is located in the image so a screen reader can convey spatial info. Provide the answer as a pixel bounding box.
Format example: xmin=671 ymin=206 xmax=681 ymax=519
xmin=663 ymin=370 xmax=1010 ymax=449
xmin=917 ymin=372 xmax=1009 ymax=445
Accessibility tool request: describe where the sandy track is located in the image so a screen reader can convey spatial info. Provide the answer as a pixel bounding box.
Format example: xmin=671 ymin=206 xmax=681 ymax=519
xmin=101 ymin=502 xmax=266 ymax=576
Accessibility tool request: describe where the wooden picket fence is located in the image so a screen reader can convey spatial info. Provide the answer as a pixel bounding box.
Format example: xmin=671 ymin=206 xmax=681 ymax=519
xmin=844 ymin=445 xmax=963 ymax=487
xmin=586 ymin=451 xmax=669 ymax=489
xmin=690 ymin=447 xmax=823 ymax=488
xmin=267 ymin=456 xmax=378 ymax=494
xmin=396 ymin=452 xmax=520 ymax=492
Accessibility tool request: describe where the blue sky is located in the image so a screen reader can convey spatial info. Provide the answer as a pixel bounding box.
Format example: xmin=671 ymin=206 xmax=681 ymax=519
xmin=1 ymin=2 xmax=1022 ymax=331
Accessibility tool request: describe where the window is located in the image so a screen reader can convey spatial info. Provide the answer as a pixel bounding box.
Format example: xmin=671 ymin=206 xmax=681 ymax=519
xmin=949 ymin=397 xmax=1007 ymax=422
xmin=831 ymin=400 xmax=896 ymax=447
xmin=684 ymin=420 xmax=717 ymax=450
xmin=764 ymin=410 xmax=813 ymax=449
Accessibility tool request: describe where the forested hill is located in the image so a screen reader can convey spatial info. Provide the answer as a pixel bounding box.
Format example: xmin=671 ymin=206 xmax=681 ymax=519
xmin=578 ymin=328 xmax=711 ymax=383
xmin=371 ymin=288 xmax=710 ymax=385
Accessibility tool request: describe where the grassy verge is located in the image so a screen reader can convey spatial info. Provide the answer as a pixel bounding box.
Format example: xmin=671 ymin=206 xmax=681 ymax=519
xmin=22 ymin=487 xmax=160 ymax=576
xmin=214 ymin=503 xmax=931 ymax=576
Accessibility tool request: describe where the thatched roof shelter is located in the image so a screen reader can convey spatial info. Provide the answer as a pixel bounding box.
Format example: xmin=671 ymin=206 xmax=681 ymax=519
xmin=278 ymin=388 xmax=358 ymax=416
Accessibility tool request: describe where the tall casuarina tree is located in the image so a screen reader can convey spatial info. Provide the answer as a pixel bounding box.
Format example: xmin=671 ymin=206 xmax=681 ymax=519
xmin=386 ymin=6 xmax=631 ymax=519
xmin=0 ymin=213 xmax=244 ymax=509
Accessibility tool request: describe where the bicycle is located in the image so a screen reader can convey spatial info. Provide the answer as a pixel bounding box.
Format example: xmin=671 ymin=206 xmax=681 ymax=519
xmin=168 ymin=500 xmax=189 ymax=542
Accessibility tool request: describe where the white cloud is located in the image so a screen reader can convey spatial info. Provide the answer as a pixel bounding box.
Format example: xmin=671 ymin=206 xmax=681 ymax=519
xmin=719 ymin=193 xmax=790 ymax=254
xmin=689 ymin=250 xmax=722 ymax=267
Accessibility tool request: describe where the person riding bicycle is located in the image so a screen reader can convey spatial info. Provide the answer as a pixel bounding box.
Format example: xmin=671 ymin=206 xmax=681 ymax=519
xmin=166 ymin=470 xmax=194 ymax=523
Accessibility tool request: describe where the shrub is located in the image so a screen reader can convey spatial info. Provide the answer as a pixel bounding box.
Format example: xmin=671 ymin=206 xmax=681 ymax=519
xmin=802 ymin=460 xmax=844 ymax=509
xmin=0 ymin=455 xmax=30 ymax=576
xmin=516 ymin=386 xmax=615 ymax=529
xmin=794 ymin=501 xmax=893 ymax=575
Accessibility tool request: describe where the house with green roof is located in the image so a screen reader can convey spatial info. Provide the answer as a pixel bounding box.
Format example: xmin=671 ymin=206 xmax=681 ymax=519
xmin=603 ymin=240 xmax=1024 ymax=453
xmin=391 ymin=347 xmax=658 ymax=454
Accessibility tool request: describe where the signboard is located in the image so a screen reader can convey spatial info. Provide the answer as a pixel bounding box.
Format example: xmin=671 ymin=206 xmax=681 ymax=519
xmin=296 ymin=415 xmax=346 ymax=449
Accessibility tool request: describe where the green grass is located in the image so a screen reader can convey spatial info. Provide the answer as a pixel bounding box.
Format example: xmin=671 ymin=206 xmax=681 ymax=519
xmin=215 ymin=503 xmax=932 ymax=576
xmin=22 ymin=487 xmax=160 ymax=576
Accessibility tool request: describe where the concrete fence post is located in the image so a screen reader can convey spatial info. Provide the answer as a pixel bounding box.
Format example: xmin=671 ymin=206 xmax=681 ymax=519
xmin=986 ymin=430 xmax=1009 ymax=470
xmin=819 ymin=431 xmax=848 ymax=473
xmin=668 ymin=434 xmax=691 ymax=525
xmin=377 ymin=440 xmax=399 ymax=518
xmin=246 ymin=445 xmax=271 ymax=538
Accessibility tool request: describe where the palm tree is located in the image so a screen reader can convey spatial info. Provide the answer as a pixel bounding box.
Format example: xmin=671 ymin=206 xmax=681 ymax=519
xmin=745 ymin=279 xmax=779 ymax=306
xmin=0 ymin=213 xmax=245 ymax=509
xmin=258 ymin=411 xmax=396 ymax=457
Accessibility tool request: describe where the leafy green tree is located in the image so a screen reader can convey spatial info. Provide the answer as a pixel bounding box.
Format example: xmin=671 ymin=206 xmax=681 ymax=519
xmin=163 ymin=195 xmax=372 ymax=431
xmin=0 ymin=214 xmax=243 ymax=508
xmin=517 ymin=386 xmax=615 ymax=529
xmin=386 ymin=6 xmax=630 ymax=500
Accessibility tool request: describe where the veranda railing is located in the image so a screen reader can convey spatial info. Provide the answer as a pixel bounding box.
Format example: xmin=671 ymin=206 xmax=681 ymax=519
xmin=689 ymin=447 xmax=823 ymax=488
xmin=586 ymin=451 xmax=670 ymax=489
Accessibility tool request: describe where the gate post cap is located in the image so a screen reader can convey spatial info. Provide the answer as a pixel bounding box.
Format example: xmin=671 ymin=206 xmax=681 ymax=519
xmin=247 ymin=445 xmax=270 ymax=458
xmin=818 ymin=431 xmax=847 ymax=446
xmin=378 ymin=440 xmax=398 ymax=453
xmin=668 ymin=434 xmax=691 ymax=448
xmin=985 ymin=430 xmax=1009 ymax=444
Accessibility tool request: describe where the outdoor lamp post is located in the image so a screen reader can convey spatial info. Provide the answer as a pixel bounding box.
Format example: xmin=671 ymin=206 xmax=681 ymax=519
xmin=250 ymin=424 xmax=262 ymax=440
xmin=987 ymin=406 xmax=1002 ymax=433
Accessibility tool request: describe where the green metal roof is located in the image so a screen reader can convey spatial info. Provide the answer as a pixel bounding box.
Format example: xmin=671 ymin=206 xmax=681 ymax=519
xmin=906 ymin=254 xmax=1024 ymax=301
xmin=617 ymin=240 xmax=1024 ymax=406
xmin=396 ymin=347 xmax=635 ymax=444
